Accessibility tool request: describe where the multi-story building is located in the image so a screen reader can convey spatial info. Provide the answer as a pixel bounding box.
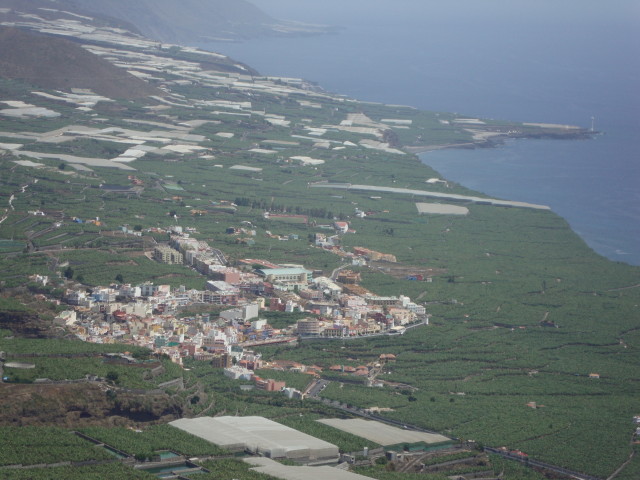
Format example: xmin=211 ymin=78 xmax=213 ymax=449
xmin=313 ymin=277 xmax=342 ymax=298
xmin=204 ymin=281 xmax=240 ymax=305
xmin=387 ymin=307 xmax=416 ymax=326
xmin=254 ymin=377 xmax=286 ymax=392
xmin=118 ymin=284 xmax=141 ymax=298
xmin=256 ymin=267 xmax=312 ymax=291
xmin=209 ymin=266 xmax=241 ymax=284
xmin=298 ymin=288 xmax=324 ymax=301
xmin=153 ymin=246 xmax=183 ymax=265
xmin=92 ymin=288 xmax=117 ymax=303
xmin=365 ymin=295 xmax=401 ymax=307
xmin=219 ymin=303 xmax=260 ymax=323
xmin=211 ymin=353 xmax=233 ymax=368
xmin=296 ymin=318 xmax=322 ymax=336
xmin=336 ymin=270 xmax=361 ymax=284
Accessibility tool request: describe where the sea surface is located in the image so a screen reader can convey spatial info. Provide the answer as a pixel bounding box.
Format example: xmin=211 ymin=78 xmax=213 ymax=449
xmin=200 ymin=0 xmax=640 ymax=265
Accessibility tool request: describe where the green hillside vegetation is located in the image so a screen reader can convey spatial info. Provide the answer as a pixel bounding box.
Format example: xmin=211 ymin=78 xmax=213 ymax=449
xmin=0 ymin=11 xmax=638 ymax=479
xmin=0 ymin=464 xmax=157 ymax=480
xmin=79 ymin=424 xmax=229 ymax=459
xmin=0 ymin=426 xmax=113 ymax=466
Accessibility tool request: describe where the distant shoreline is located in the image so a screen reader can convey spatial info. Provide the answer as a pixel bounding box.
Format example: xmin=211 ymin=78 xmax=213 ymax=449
xmin=404 ymin=142 xmax=480 ymax=154
xmin=405 ymin=128 xmax=595 ymax=155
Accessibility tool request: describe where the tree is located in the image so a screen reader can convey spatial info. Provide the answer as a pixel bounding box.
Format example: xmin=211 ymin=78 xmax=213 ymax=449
xmin=63 ymin=266 xmax=74 ymax=280
xmin=115 ymin=273 xmax=124 ymax=283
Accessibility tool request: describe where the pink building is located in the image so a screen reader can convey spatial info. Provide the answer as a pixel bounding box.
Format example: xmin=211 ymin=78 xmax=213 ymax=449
xmin=253 ymin=376 xmax=286 ymax=392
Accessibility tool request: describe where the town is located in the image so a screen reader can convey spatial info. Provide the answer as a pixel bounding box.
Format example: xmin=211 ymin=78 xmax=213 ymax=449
xmin=43 ymin=222 xmax=429 ymax=392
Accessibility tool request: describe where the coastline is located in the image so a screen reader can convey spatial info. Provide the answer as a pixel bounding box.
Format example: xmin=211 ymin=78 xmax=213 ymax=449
xmin=404 ymin=142 xmax=480 ymax=154
xmin=404 ymin=127 xmax=595 ymax=155
xmin=412 ymin=131 xmax=639 ymax=266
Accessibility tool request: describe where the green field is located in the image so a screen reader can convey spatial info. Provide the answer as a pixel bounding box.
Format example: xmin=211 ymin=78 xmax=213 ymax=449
xmin=0 ymin=15 xmax=638 ymax=480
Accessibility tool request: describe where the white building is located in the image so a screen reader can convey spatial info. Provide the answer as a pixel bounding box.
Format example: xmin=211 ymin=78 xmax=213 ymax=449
xmin=223 ymin=366 xmax=253 ymax=380
xmin=170 ymin=416 xmax=339 ymax=461
xmin=314 ymin=277 xmax=343 ymax=298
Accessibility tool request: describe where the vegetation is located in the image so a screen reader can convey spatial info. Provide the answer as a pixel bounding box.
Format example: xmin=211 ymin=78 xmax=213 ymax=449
xmin=0 ymin=5 xmax=636 ymax=479
xmin=0 ymin=464 xmax=156 ymax=480
xmin=0 ymin=427 xmax=113 ymax=466
xmin=1 ymin=356 xmax=177 ymax=389
xmin=78 ymin=424 xmax=229 ymax=458
xmin=353 ymin=466 xmax=450 ymax=480
xmin=0 ymin=331 xmax=149 ymax=356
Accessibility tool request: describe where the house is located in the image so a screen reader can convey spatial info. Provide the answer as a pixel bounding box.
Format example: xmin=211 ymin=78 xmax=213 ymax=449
xmin=224 ymin=366 xmax=253 ymax=380
xmin=334 ymin=221 xmax=349 ymax=234
xmin=336 ymin=270 xmax=361 ymax=284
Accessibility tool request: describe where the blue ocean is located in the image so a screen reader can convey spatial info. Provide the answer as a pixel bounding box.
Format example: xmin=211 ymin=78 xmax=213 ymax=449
xmin=201 ymin=0 xmax=640 ymax=265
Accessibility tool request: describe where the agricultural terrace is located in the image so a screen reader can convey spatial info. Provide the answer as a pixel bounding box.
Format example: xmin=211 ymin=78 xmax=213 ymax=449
xmin=0 ymin=8 xmax=637 ymax=480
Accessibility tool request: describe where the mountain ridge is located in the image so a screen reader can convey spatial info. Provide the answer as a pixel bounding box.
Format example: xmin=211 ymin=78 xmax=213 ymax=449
xmin=0 ymin=26 xmax=162 ymax=99
xmin=68 ymin=0 xmax=336 ymax=43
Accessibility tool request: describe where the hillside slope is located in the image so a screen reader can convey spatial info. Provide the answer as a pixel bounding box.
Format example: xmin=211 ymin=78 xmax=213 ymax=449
xmin=70 ymin=0 xmax=334 ymax=43
xmin=0 ymin=27 xmax=161 ymax=99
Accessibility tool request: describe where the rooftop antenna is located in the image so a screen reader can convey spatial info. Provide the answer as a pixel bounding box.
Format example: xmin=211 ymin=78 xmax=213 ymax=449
xmin=591 ymin=116 xmax=595 ymax=132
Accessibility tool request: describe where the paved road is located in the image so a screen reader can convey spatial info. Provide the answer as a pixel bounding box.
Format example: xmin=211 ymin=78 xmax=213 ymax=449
xmin=306 ymin=379 xmax=330 ymax=398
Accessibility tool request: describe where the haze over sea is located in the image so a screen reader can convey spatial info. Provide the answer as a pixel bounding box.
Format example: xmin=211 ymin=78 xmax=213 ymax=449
xmin=202 ymin=0 xmax=640 ymax=265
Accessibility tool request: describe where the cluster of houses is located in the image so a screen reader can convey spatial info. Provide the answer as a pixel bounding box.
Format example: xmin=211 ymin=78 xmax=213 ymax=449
xmin=223 ymin=359 xmax=306 ymax=400
xmin=59 ymin=274 xmax=426 ymax=366
xmin=54 ymin=224 xmax=429 ymax=366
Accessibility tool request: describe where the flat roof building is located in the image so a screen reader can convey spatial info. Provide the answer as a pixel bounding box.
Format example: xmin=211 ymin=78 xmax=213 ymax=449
xmin=244 ymin=457 xmax=375 ymax=480
xmin=257 ymin=268 xmax=312 ymax=291
xmin=317 ymin=418 xmax=450 ymax=447
xmin=170 ymin=416 xmax=339 ymax=462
